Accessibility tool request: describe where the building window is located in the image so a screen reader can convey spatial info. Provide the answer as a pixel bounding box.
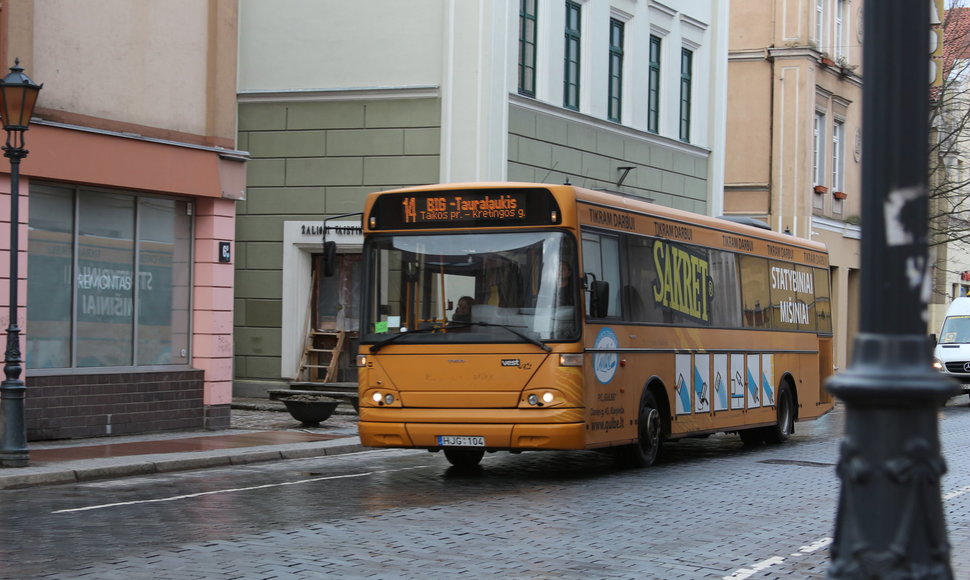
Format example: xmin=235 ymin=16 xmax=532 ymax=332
xmin=813 ymin=112 xmax=826 ymax=188
xmin=564 ymin=1 xmax=581 ymax=110
xmin=833 ymin=0 xmax=844 ymax=60
xmin=648 ymin=35 xmax=661 ymax=133
xmin=832 ymin=119 xmax=845 ymax=214
xmin=518 ymin=0 xmax=538 ymax=97
xmin=955 ymin=283 xmax=970 ymax=298
xmin=679 ymin=47 xmax=693 ymax=142
xmin=608 ymin=18 xmax=624 ymax=122
xmin=26 ymin=184 xmax=193 ymax=369
xmin=816 ymin=0 xmax=825 ymax=48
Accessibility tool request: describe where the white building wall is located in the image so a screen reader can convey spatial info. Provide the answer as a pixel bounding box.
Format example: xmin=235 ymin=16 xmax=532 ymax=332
xmin=440 ymin=0 xmax=513 ymax=182
xmin=524 ymin=1 xmax=722 ymax=149
xmin=238 ymin=0 xmax=445 ymax=92
xmin=238 ymin=0 xmax=726 ymax=196
xmin=521 ymin=0 xmax=726 ymax=213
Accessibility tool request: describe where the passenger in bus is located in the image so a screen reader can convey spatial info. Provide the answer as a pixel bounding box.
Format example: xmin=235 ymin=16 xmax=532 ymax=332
xmin=453 ymin=296 xmax=474 ymax=322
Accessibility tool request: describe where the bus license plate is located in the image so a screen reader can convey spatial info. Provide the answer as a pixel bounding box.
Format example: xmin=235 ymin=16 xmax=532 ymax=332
xmin=437 ymin=435 xmax=485 ymax=447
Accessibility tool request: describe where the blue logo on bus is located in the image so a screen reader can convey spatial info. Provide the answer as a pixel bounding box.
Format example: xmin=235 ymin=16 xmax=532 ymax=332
xmin=593 ymin=327 xmax=619 ymax=384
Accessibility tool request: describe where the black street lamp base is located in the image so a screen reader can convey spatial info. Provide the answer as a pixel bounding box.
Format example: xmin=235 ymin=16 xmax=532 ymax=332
xmin=0 ymin=377 xmax=28 ymax=468
xmin=827 ymin=333 xmax=958 ymax=578
xmin=0 ymin=453 xmax=28 ymax=468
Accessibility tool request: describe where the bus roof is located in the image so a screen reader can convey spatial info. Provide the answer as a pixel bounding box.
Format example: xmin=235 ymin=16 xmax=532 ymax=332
xmin=365 ymin=181 xmax=828 ymax=254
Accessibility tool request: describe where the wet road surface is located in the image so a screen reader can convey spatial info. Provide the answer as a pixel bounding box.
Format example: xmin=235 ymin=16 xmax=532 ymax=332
xmin=1 ymin=402 xmax=969 ymax=578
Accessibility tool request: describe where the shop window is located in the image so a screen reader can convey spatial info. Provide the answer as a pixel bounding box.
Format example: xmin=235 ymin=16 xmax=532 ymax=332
xmin=27 ymin=184 xmax=192 ymax=369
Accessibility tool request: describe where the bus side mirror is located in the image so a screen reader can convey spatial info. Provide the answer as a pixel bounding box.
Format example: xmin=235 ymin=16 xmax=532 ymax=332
xmin=590 ymin=280 xmax=610 ymax=318
xmin=322 ymin=241 xmax=337 ymax=277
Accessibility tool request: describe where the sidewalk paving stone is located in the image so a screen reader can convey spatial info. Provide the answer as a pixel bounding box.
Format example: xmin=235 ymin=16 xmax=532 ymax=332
xmin=0 ymin=398 xmax=363 ymax=490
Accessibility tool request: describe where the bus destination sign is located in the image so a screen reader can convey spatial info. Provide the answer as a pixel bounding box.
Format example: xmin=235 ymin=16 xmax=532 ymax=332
xmin=403 ymin=192 xmax=526 ymax=223
xmin=372 ymin=188 xmax=560 ymax=229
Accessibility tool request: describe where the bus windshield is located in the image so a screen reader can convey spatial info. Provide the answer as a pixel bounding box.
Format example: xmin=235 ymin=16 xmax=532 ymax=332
xmin=362 ymin=231 xmax=579 ymax=347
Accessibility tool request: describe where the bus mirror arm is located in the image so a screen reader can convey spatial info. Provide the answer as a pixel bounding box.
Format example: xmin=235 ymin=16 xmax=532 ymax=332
xmin=582 ymin=272 xmax=596 ymax=290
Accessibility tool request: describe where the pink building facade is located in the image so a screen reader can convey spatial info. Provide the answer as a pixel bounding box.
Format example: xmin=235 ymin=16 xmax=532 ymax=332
xmin=1 ymin=1 xmax=245 ymax=439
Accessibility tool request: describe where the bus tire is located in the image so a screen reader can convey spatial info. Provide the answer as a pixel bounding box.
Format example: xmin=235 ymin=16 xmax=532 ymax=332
xmin=443 ymin=448 xmax=485 ymax=469
xmin=616 ymin=390 xmax=663 ymax=468
xmin=763 ymin=383 xmax=794 ymax=444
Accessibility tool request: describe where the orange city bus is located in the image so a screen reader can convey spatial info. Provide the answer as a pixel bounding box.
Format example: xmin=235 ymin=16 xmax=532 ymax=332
xmin=356 ymin=182 xmax=835 ymax=468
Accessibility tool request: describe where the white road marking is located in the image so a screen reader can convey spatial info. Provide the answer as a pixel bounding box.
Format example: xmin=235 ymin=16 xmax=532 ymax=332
xmin=724 ymin=480 xmax=970 ymax=578
xmin=722 ymin=556 xmax=787 ymax=580
xmin=944 ymin=484 xmax=970 ymax=501
xmin=53 ymin=466 xmax=428 ymax=514
xmin=723 ymin=538 xmax=832 ymax=579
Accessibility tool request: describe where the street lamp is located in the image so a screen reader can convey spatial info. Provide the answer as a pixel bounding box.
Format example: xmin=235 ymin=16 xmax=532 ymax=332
xmin=0 ymin=59 xmax=41 ymax=468
xmin=826 ymin=1 xmax=957 ymax=576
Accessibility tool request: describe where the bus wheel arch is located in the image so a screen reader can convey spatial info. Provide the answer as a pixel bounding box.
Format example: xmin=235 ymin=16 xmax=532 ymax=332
xmin=780 ymin=373 xmax=799 ymax=424
xmin=646 ymin=378 xmax=672 ymax=439
xmin=763 ymin=377 xmax=796 ymax=444
xmin=615 ymin=378 xmax=668 ymax=468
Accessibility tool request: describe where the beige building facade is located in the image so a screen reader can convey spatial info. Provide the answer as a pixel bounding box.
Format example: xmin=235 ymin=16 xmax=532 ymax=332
xmin=725 ymin=0 xmax=863 ymax=370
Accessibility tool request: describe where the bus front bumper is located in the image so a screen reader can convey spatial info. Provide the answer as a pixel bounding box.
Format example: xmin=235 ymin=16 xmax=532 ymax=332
xmin=358 ymin=407 xmax=587 ymax=451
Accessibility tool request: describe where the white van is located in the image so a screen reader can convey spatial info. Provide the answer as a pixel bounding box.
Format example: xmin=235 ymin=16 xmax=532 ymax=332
xmin=934 ymin=297 xmax=970 ymax=390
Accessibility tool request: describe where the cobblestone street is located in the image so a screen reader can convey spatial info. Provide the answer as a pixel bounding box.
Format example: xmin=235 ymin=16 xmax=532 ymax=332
xmin=5 ymin=401 xmax=970 ymax=578
xmin=230 ymin=398 xmax=359 ymax=435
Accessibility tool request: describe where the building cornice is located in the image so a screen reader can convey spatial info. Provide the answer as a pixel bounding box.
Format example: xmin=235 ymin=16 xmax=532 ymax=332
xmin=813 ymin=215 xmax=862 ymax=240
xmin=31 ymin=118 xmax=249 ymax=159
xmin=237 ymin=86 xmax=440 ymax=104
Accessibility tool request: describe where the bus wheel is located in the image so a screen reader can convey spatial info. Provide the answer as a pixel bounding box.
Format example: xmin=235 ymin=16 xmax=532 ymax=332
xmin=763 ymin=384 xmax=794 ymax=444
xmin=443 ymin=448 xmax=485 ymax=469
xmin=616 ymin=391 xmax=663 ymax=468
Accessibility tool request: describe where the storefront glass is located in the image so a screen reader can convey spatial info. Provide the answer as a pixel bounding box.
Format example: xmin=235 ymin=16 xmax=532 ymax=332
xmin=26 ymin=184 xmax=193 ymax=369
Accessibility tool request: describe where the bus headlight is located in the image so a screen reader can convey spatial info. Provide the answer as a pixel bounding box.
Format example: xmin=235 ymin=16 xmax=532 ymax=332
xmin=932 ymin=358 xmax=944 ymax=371
xmin=366 ymin=390 xmax=399 ymax=406
xmin=523 ymin=390 xmax=562 ymax=407
xmin=357 ymin=355 xmax=369 ymax=367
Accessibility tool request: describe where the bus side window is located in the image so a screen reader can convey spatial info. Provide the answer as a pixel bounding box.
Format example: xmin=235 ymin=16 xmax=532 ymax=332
xmin=623 ymin=235 xmax=664 ymax=323
xmin=581 ymin=231 xmax=621 ymax=318
xmin=623 ymin=285 xmax=645 ymax=320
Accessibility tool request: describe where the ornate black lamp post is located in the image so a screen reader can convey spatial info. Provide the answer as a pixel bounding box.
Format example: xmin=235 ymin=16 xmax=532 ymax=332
xmin=0 ymin=59 xmax=41 ymax=468
xmin=827 ymin=1 xmax=958 ymax=577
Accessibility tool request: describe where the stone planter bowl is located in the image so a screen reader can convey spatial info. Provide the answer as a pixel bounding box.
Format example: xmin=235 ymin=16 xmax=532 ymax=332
xmin=281 ymin=398 xmax=339 ymax=426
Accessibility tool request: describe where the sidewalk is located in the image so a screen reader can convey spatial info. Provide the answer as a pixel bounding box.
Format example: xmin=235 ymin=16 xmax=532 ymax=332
xmin=0 ymin=398 xmax=364 ymax=490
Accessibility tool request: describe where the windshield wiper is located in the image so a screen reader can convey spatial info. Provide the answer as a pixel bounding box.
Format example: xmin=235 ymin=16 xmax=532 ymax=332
xmin=369 ymin=325 xmax=445 ymax=353
xmin=446 ymin=320 xmax=552 ymax=352
xmin=368 ymin=320 xmax=552 ymax=353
